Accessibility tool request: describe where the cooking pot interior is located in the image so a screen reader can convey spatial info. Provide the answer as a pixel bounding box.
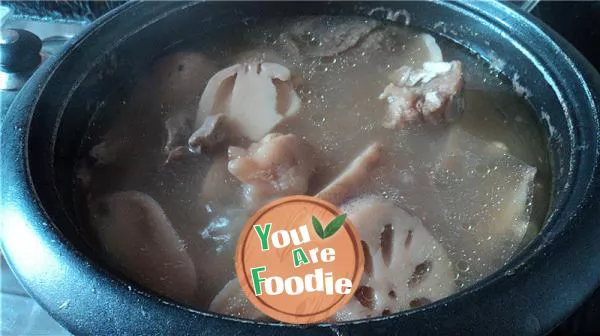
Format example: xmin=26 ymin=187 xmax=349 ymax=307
xmin=22 ymin=1 xmax=593 ymax=329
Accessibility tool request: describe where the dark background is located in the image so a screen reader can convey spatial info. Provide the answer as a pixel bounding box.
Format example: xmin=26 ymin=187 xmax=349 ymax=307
xmin=1 ymin=0 xmax=598 ymax=69
xmin=2 ymin=1 xmax=600 ymax=334
xmin=0 ymin=1 xmax=125 ymax=22
xmin=529 ymin=2 xmax=600 ymax=334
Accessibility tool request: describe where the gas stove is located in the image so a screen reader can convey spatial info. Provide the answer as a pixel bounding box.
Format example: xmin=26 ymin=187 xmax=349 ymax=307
xmin=0 ymin=5 xmax=89 ymax=335
xmin=1 ymin=2 xmax=600 ymax=335
xmin=0 ymin=8 xmax=87 ymax=118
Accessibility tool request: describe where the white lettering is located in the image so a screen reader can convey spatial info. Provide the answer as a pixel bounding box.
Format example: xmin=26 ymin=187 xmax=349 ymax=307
xmin=285 ymin=276 xmax=304 ymax=295
xmin=335 ymin=278 xmax=352 ymax=294
xmin=271 ymin=230 xmax=290 ymax=248
xmin=305 ymin=268 xmax=324 ymax=292
xmin=290 ymin=225 xmax=311 ymax=245
xmin=264 ymin=276 xmax=284 ymax=295
xmin=321 ymin=248 xmax=335 ymax=262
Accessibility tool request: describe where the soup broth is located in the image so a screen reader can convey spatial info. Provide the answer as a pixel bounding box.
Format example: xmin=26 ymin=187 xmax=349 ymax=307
xmin=75 ymin=16 xmax=550 ymax=321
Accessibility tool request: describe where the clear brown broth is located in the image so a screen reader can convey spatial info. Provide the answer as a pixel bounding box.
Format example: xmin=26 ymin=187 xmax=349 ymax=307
xmin=76 ymin=17 xmax=551 ymax=311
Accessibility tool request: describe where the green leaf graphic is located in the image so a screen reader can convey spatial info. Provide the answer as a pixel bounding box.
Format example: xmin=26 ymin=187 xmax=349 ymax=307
xmin=323 ymin=214 xmax=347 ymax=239
xmin=312 ymin=216 xmax=325 ymax=239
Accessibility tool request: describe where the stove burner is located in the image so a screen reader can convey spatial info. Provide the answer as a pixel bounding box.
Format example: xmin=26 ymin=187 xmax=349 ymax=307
xmin=0 ymin=12 xmax=86 ymax=118
xmin=0 ymin=28 xmax=42 ymax=90
xmin=0 ymin=28 xmax=18 ymax=43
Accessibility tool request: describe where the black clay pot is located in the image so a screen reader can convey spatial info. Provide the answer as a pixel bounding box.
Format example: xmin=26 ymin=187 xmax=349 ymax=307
xmin=2 ymin=2 xmax=600 ymax=335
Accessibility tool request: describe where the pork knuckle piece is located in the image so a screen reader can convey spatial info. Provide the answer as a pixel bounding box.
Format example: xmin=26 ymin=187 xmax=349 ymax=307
xmin=335 ymin=196 xmax=456 ymax=320
xmin=379 ymin=61 xmax=463 ymax=128
xmin=88 ymin=191 xmax=197 ymax=304
xmin=227 ymin=133 xmax=315 ymax=209
xmin=196 ymin=62 xmax=301 ymax=142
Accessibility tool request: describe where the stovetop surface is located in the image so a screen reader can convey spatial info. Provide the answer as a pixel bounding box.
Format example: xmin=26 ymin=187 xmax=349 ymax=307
xmin=1 ymin=1 xmax=600 ymax=335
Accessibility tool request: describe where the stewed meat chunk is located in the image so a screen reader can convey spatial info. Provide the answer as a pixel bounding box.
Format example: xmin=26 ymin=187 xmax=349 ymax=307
xmin=228 ymin=133 xmax=315 ymax=209
xmin=380 ymin=61 xmax=463 ymax=128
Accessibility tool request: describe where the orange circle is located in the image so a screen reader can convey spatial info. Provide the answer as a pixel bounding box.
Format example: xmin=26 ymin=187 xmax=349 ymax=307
xmin=235 ymin=195 xmax=364 ymax=324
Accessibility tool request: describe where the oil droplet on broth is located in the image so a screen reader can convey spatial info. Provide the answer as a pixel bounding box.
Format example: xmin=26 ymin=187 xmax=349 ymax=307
xmin=456 ymin=260 xmax=470 ymax=273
